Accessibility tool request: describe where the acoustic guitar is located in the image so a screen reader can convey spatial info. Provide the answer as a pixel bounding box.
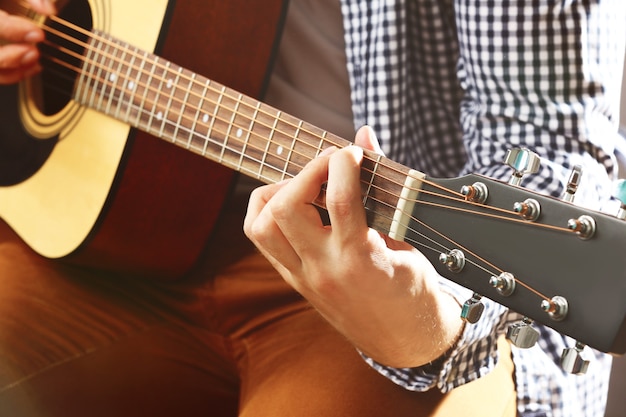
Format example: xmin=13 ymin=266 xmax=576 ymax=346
xmin=0 ymin=0 xmax=286 ymax=278
xmin=1 ymin=0 xmax=626 ymax=359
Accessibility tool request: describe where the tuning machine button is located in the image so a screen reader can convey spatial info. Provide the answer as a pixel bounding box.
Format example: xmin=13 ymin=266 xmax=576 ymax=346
xmin=562 ymin=165 xmax=582 ymax=202
xmin=567 ymin=214 xmax=596 ymax=239
xmin=613 ymin=179 xmax=626 ymax=220
xmin=561 ymin=342 xmax=590 ymax=375
xmin=541 ymin=295 xmax=568 ymax=321
xmin=489 ymin=272 xmax=516 ymax=296
xmin=461 ymin=182 xmax=488 ymax=204
xmin=506 ymin=317 xmax=539 ymax=349
xmin=439 ymin=249 xmax=465 ymax=273
xmin=461 ymin=293 xmax=484 ymax=324
xmin=504 ymin=148 xmax=541 ymax=186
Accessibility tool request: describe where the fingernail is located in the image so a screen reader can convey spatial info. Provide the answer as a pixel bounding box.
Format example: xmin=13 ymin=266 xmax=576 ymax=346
xmin=31 ymin=0 xmax=56 ymax=14
xmin=24 ymin=30 xmax=43 ymax=43
xmin=20 ymin=49 xmax=39 ymax=65
xmin=318 ymin=146 xmax=338 ymax=157
xmin=365 ymin=125 xmax=378 ymax=140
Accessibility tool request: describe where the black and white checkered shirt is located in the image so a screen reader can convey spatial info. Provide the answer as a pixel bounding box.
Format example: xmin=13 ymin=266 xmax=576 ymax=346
xmin=340 ymin=1 xmax=625 ymax=415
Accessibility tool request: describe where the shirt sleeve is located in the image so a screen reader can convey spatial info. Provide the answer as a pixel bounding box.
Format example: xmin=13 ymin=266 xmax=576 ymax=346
xmin=343 ymin=0 xmax=625 ymax=398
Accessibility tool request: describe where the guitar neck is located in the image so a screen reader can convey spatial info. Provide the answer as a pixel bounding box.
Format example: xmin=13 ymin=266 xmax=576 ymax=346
xmin=72 ymin=29 xmax=414 ymax=236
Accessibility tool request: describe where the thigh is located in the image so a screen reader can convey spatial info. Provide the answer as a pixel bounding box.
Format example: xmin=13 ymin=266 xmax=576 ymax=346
xmin=0 ymin=221 xmax=239 ymax=417
xmin=224 ymin=255 xmax=516 ymax=417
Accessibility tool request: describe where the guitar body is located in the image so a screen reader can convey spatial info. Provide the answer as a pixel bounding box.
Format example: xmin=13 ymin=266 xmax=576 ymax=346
xmin=0 ymin=0 xmax=287 ymax=279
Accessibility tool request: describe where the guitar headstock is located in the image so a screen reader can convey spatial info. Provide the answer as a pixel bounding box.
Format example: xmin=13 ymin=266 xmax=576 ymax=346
xmin=398 ymin=149 xmax=626 ymax=372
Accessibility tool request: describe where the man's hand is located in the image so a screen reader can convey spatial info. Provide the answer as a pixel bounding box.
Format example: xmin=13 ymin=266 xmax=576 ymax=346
xmin=0 ymin=0 xmax=56 ymax=84
xmin=244 ymin=125 xmax=464 ymax=368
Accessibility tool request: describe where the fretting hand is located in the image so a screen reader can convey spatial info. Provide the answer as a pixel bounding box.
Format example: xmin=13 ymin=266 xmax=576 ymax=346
xmin=244 ymin=125 xmax=464 ymax=367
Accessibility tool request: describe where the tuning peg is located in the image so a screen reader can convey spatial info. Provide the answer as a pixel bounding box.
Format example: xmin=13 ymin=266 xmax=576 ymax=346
xmin=506 ymin=317 xmax=539 ymax=349
xmin=540 ymin=295 xmax=568 ymax=321
xmin=460 ymin=293 xmax=484 ymax=323
xmin=561 ymin=342 xmax=590 ymax=375
xmin=613 ymin=179 xmax=626 ymax=220
xmin=439 ymin=249 xmax=465 ymax=272
xmin=562 ymin=165 xmax=582 ymax=202
xmin=504 ymin=148 xmax=541 ymax=186
xmin=567 ymin=214 xmax=596 ymax=239
xmin=460 ymin=181 xmax=489 ymax=204
xmin=513 ymin=198 xmax=541 ymax=221
xmin=489 ymin=272 xmax=516 ymax=296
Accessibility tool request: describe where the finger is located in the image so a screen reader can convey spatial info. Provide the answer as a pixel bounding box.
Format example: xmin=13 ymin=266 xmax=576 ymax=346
xmin=0 ymin=61 xmax=41 ymax=83
xmin=0 ymin=42 xmax=39 ymax=66
xmin=244 ymin=182 xmax=302 ymax=271
xmin=0 ymin=11 xmax=45 ymax=43
xmin=324 ymin=144 xmax=369 ymax=243
xmin=268 ymin=152 xmax=335 ymax=255
xmin=354 ymin=125 xmax=384 ymax=155
xmin=27 ymin=0 xmax=57 ymax=15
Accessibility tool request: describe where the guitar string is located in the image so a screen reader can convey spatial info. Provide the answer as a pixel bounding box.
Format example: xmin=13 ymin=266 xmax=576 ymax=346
xmin=35 ymin=13 xmax=574 ymax=233
xmin=38 ymin=14 xmax=473 ymax=207
xmin=21 ymin=5 xmax=561 ymax=304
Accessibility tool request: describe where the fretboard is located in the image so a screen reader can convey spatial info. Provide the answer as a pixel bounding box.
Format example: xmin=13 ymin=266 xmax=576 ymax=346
xmin=73 ymin=30 xmax=413 ymax=234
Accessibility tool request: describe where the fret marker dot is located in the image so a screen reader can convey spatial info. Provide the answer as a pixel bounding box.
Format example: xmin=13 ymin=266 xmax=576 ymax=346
xmin=156 ymin=111 xmax=163 ymax=121
xmin=109 ymin=73 xmax=117 ymax=82
xmin=127 ymin=81 xmax=135 ymax=90
xmin=236 ymin=128 xmax=243 ymax=138
xmin=202 ymin=114 xmax=209 ymax=123
xmin=166 ymin=79 xmax=173 ymax=89
xmin=277 ymin=146 xmax=284 ymax=156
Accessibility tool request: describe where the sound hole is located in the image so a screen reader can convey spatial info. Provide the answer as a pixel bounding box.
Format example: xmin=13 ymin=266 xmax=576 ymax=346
xmin=38 ymin=0 xmax=93 ymax=114
xmin=0 ymin=0 xmax=93 ymax=185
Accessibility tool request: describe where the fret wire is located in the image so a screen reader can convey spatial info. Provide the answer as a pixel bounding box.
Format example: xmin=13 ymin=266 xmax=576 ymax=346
xmin=135 ymin=50 xmax=154 ymax=127
xmin=283 ymin=120 xmax=303 ymax=182
xmin=114 ymin=42 xmax=129 ymax=118
xmin=317 ymin=130 xmax=327 ymax=158
xmin=107 ymin=39 xmax=130 ymax=119
xmin=205 ymin=83 xmax=224 ymax=157
xmin=145 ymin=56 xmax=164 ymax=133
xmin=157 ymin=62 xmax=175 ymax=139
xmin=364 ymin=154 xmax=382 ymax=208
xmin=172 ymin=68 xmax=192 ymax=143
xmin=223 ymin=92 xmax=243 ymax=165
xmin=187 ymin=77 xmax=208 ymax=149
xmin=259 ymin=109 xmax=281 ymax=179
xmin=76 ymin=35 xmax=94 ymax=104
xmin=121 ymin=44 xmax=139 ymax=122
xmin=96 ymin=39 xmax=114 ymax=111
xmin=85 ymin=37 xmax=104 ymax=107
xmin=242 ymin=101 xmax=262 ymax=179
